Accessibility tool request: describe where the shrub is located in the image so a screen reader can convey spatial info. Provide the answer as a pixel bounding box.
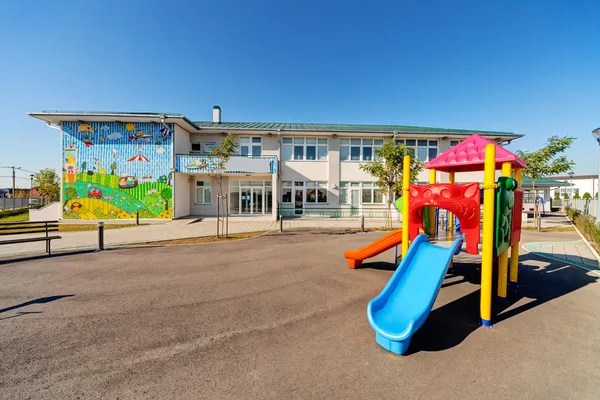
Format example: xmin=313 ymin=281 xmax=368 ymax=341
xmin=565 ymin=207 xmax=600 ymax=252
xmin=583 ymin=192 xmax=592 ymax=199
xmin=563 ymin=193 xmax=570 ymax=200
xmin=0 ymin=208 xmax=28 ymax=218
xmin=553 ymin=192 xmax=561 ymax=200
xmin=573 ymin=192 xmax=581 ymax=200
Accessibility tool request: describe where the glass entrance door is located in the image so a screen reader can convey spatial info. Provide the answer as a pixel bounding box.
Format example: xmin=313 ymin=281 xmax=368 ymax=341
xmin=252 ymin=188 xmax=263 ymax=214
xmin=294 ymin=189 xmax=303 ymax=215
xmin=241 ymin=188 xmax=252 ymax=214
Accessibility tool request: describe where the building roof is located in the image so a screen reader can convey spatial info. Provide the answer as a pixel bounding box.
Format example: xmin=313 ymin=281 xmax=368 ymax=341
xmin=521 ymin=177 xmax=571 ymax=187
xmin=425 ymin=134 xmax=527 ymax=173
xmin=28 ymin=111 xmax=523 ymax=140
xmin=549 ymin=174 xmax=597 ymax=180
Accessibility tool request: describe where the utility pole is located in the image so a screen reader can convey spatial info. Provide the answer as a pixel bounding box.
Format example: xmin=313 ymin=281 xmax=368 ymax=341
xmin=0 ymin=166 xmax=21 ymax=197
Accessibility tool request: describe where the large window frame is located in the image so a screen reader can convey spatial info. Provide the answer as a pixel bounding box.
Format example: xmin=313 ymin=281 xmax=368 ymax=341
xmin=281 ymin=181 xmax=328 ymax=204
xmin=282 ymin=137 xmax=328 ymax=161
xmin=239 ymin=136 xmax=262 ymax=156
xmin=395 ymin=139 xmax=438 ymax=162
xmin=340 ymin=138 xmax=383 ymax=161
xmin=195 ymin=181 xmax=212 ymax=204
xmin=339 ymin=182 xmax=384 ymax=204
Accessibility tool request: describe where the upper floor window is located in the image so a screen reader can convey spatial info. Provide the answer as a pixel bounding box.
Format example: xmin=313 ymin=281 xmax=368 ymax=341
xmin=282 ymin=137 xmax=328 ymax=161
xmin=239 ymin=137 xmax=262 ymax=156
xmin=204 ymin=142 xmax=216 ymax=152
xmin=191 ymin=142 xmax=202 ymax=153
xmin=450 ymin=139 xmax=461 ymax=147
xmin=340 ymin=138 xmax=383 ymax=161
xmin=396 ymin=139 xmax=438 ymax=161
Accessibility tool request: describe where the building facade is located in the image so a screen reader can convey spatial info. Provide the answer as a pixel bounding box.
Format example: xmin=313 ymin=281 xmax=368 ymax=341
xmin=30 ymin=108 xmax=523 ymax=220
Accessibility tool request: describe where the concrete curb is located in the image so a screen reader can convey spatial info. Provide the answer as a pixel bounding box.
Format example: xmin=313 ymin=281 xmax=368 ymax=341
xmin=561 ymin=212 xmax=600 ymax=265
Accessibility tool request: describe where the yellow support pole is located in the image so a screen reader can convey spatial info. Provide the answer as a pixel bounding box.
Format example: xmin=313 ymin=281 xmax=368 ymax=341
xmin=509 ymin=168 xmax=523 ymax=286
xmin=480 ymin=144 xmax=496 ymax=327
xmin=448 ymin=172 xmax=455 ymax=233
xmin=497 ymin=162 xmax=512 ymax=302
xmin=429 ymin=169 xmax=437 ymax=235
xmin=402 ymin=155 xmax=410 ymax=258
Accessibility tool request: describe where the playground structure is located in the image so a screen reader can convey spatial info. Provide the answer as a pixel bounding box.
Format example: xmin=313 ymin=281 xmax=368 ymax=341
xmin=345 ymin=135 xmax=527 ymax=354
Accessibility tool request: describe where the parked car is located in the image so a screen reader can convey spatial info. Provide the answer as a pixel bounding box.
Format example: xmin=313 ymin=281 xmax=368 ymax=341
xmin=87 ymin=188 xmax=103 ymax=199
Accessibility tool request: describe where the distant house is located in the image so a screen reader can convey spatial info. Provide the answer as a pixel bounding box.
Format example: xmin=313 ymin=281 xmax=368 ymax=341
xmin=0 ymin=188 xmax=11 ymax=198
xmin=27 ymin=188 xmax=42 ymax=198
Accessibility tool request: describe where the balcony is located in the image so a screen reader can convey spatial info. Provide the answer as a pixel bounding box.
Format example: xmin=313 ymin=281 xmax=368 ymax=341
xmin=175 ymin=154 xmax=277 ymax=175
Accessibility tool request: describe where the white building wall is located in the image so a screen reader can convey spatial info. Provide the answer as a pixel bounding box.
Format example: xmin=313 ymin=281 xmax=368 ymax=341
xmin=173 ymin=173 xmax=190 ymax=218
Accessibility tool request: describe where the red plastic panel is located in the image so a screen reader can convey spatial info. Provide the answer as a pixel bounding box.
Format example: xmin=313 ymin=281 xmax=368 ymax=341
xmin=408 ymin=183 xmax=481 ymax=254
xmin=510 ymin=190 xmax=523 ymax=246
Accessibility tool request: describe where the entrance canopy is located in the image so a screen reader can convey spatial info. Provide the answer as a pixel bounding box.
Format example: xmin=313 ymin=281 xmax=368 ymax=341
xmin=425 ymin=134 xmax=527 ymax=173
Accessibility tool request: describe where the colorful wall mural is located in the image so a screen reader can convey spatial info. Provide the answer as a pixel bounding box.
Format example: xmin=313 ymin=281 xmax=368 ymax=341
xmin=61 ymin=121 xmax=174 ymax=219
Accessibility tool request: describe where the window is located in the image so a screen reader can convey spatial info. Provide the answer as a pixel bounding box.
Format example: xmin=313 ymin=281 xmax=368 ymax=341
xmin=339 ymin=182 xmax=384 ymax=204
xmin=239 ymin=137 xmax=262 ymax=156
xmin=204 ymin=142 xmax=216 ymax=152
xmin=195 ymin=181 xmax=211 ymax=204
xmin=450 ymin=140 xmax=461 ymax=147
xmin=306 ymin=182 xmax=328 ymax=203
xmin=361 ymin=182 xmax=383 ymax=204
xmin=396 ymin=139 xmax=438 ymax=161
xmin=191 ymin=142 xmax=202 ymax=152
xmin=281 ymin=181 xmax=327 ymax=203
xmin=340 ymin=138 xmax=383 ymax=161
xmin=282 ymin=137 xmax=328 ymax=161
xmin=282 ymin=181 xmax=293 ymax=203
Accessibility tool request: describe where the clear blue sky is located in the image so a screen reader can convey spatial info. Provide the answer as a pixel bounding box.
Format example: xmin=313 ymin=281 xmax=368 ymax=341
xmin=1 ymin=0 xmax=599 ymax=188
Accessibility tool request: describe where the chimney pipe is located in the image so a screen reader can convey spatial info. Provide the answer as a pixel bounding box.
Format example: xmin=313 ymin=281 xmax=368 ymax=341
xmin=213 ymin=105 xmax=221 ymax=124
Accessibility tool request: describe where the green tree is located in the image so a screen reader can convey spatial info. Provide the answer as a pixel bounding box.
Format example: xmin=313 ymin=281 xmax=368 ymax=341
xmin=515 ymin=135 xmax=575 ymax=223
xmin=110 ymin=162 xmax=117 ymax=175
xmin=573 ymin=192 xmax=581 ymax=199
xmin=64 ymin=187 xmax=77 ymax=206
xmin=563 ymin=193 xmax=570 ymax=200
xmin=583 ymin=192 xmax=592 ymax=199
xmin=197 ymin=134 xmax=239 ymax=237
xmin=553 ymin=192 xmax=560 ymax=200
xmin=33 ymin=168 xmax=60 ymax=202
xmin=360 ymin=140 xmax=425 ymax=228
xmin=160 ymin=187 xmax=172 ymax=210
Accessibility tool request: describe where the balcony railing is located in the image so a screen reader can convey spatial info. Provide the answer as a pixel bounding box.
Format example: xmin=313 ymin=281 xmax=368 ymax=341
xmin=175 ymin=154 xmax=277 ymax=174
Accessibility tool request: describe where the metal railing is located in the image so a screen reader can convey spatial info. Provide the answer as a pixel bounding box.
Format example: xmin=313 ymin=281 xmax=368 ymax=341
xmin=175 ymin=154 xmax=277 ymax=174
xmin=278 ymin=207 xmax=394 ymax=219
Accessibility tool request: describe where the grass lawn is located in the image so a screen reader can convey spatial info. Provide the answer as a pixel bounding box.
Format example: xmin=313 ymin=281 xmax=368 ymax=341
xmin=0 ymin=212 xmax=29 ymax=222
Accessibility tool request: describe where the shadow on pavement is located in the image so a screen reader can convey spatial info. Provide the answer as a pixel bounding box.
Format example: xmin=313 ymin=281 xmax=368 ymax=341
xmin=407 ymin=252 xmax=598 ymax=354
xmin=0 ymin=250 xmax=96 ymax=265
xmin=360 ymin=261 xmax=397 ymax=271
xmin=0 ymin=295 xmax=74 ymax=314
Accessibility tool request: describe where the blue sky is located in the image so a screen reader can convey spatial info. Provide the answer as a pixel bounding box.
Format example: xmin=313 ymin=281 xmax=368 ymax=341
xmin=1 ymin=0 xmax=599 ymax=188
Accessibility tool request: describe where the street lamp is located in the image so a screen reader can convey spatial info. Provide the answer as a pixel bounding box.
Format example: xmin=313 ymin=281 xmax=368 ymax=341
xmin=592 ymin=128 xmax=600 ymax=221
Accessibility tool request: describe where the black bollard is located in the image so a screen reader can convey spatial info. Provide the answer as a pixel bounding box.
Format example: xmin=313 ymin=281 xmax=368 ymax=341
xmin=98 ymin=221 xmax=104 ymax=250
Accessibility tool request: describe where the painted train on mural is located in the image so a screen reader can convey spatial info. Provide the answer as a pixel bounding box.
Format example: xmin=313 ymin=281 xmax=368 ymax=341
xmin=61 ymin=121 xmax=173 ymax=219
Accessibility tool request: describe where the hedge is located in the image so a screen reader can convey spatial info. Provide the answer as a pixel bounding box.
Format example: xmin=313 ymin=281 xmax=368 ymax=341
xmin=565 ymin=207 xmax=600 ymax=252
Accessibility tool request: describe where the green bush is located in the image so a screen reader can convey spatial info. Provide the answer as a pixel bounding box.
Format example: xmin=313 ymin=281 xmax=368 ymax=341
xmin=583 ymin=192 xmax=592 ymax=199
xmin=0 ymin=208 xmax=29 ymax=218
xmin=573 ymin=192 xmax=581 ymax=199
xmin=565 ymin=207 xmax=600 ymax=251
xmin=563 ymin=193 xmax=570 ymax=200
xmin=553 ymin=192 xmax=560 ymax=200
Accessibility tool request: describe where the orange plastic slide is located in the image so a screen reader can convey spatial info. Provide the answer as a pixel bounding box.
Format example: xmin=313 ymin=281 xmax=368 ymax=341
xmin=344 ymin=229 xmax=403 ymax=268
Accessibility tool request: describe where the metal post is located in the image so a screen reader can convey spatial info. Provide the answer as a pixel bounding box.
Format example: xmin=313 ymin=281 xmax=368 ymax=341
xmin=216 ymin=194 xmax=221 ymax=238
xmin=98 ymin=221 xmax=104 ymax=250
xmin=597 ymin=145 xmax=600 ymax=222
xmin=136 ymin=211 xmax=139 ymax=225
xmin=225 ymin=194 xmax=228 ymax=238
xmin=279 ymin=214 xmax=283 ymax=232
xmin=361 ymin=215 xmax=365 ymax=232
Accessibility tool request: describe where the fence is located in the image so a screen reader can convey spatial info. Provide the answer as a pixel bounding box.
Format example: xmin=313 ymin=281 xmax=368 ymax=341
xmin=278 ymin=207 xmax=395 ymax=219
xmin=562 ymin=198 xmax=597 ymax=217
xmin=0 ymin=198 xmax=30 ymax=210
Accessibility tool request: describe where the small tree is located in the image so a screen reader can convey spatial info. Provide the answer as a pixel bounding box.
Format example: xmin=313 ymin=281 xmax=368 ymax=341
xmin=573 ymin=192 xmax=581 ymax=200
xmin=160 ymin=187 xmax=172 ymax=210
xmin=563 ymin=193 xmax=570 ymax=200
xmin=110 ymin=162 xmax=117 ymax=175
xmin=33 ymin=168 xmax=60 ymax=202
xmin=583 ymin=192 xmax=592 ymax=200
xmin=197 ymin=133 xmax=238 ymax=237
xmin=360 ymin=140 xmax=425 ymax=228
xmin=516 ymin=135 xmax=575 ymax=227
xmin=553 ymin=192 xmax=560 ymax=200
xmin=64 ymin=187 xmax=77 ymax=206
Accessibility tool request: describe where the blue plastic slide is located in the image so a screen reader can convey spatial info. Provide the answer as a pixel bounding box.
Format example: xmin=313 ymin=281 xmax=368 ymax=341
xmin=367 ymin=234 xmax=463 ymax=355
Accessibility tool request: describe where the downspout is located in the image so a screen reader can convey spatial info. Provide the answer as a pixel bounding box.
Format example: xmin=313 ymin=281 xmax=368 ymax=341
xmin=162 ymin=116 xmax=176 ymax=219
xmin=47 ymin=122 xmax=63 ymax=219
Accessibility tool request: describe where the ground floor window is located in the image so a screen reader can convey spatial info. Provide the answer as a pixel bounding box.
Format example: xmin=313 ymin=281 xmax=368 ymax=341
xmin=282 ymin=181 xmax=328 ymax=205
xmin=523 ymin=190 xmax=545 ymax=204
xmin=229 ymin=180 xmax=272 ymax=215
xmin=195 ymin=181 xmax=211 ymax=204
xmin=339 ymin=182 xmax=383 ymax=205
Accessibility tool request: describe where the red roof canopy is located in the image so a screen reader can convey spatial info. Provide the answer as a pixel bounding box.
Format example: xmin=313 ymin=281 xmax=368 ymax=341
xmin=425 ymin=134 xmax=527 ymax=173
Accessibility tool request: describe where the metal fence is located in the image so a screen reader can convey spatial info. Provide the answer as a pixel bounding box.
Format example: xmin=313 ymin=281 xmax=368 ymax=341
xmin=562 ymin=198 xmax=597 ymax=217
xmin=278 ymin=207 xmax=394 ymax=219
xmin=0 ymin=198 xmax=30 ymax=210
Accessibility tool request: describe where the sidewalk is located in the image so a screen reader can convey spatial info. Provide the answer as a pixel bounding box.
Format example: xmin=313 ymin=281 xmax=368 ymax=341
xmin=522 ymin=238 xmax=600 ymax=273
xmin=0 ymin=217 xmax=394 ymax=257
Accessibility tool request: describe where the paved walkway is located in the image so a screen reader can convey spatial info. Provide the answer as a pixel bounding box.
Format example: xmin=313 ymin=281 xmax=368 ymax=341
xmin=0 ymin=217 xmax=397 ymax=257
xmin=522 ymin=240 xmax=600 ymax=274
